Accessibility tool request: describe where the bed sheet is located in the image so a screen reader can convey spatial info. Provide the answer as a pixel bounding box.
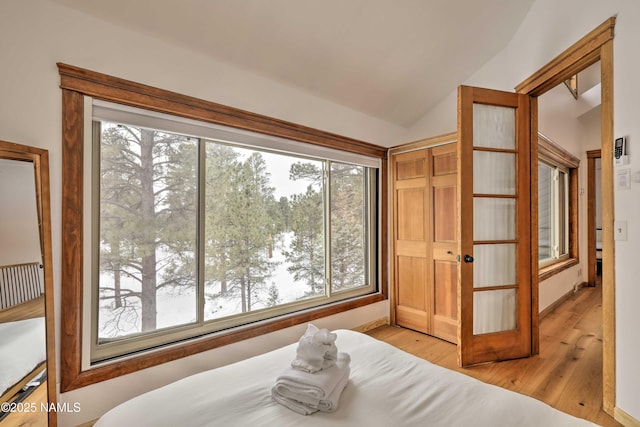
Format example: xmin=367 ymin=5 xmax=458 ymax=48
xmin=95 ymin=329 xmax=596 ymax=427
xmin=0 ymin=317 xmax=46 ymax=397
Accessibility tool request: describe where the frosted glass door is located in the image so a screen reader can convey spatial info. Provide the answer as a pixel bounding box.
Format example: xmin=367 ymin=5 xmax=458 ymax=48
xmin=472 ymin=103 xmax=518 ymax=334
xmin=457 ymin=85 xmax=531 ymax=367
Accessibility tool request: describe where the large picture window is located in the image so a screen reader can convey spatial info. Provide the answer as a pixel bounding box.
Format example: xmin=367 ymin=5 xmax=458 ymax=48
xmin=90 ymin=102 xmax=377 ymax=362
xmin=59 ymin=64 xmax=386 ymax=391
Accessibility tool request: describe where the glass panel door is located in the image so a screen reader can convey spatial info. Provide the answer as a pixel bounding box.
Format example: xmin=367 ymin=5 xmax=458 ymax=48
xmin=472 ymin=103 xmax=518 ymax=335
xmin=457 ymin=85 xmax=532 ymax=367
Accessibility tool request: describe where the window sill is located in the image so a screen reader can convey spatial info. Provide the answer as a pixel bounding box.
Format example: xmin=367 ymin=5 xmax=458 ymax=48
xmin=539 ymin=258 xmax=579 ymax=282
xmin=62 ymin=292 xmax=385 ymax=392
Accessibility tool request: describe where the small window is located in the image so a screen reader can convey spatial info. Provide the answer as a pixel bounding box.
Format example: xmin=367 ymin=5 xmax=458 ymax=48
xmin=537 ymin=134 xmax=579 ymax=271
xmin=538 ymin=161 xmax=569 ymax=265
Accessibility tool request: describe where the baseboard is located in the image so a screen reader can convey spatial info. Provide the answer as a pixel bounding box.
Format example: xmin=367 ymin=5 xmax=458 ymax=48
xmin=352 ymin=317 xmax=389 ymax=332
xmin=615 ymin=406 xmax=640 ymax=427
xmin=539 ymin=281 xmax=587 ymax=319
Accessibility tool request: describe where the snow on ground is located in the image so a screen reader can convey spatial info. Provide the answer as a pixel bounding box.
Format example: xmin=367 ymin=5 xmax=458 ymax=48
xmin=98 ymin=231 xmax=313 ymax=339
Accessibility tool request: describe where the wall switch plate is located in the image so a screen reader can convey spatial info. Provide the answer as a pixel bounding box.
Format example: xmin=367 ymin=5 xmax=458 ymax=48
xmin=614 ymin=220 xmax=628 ymax=241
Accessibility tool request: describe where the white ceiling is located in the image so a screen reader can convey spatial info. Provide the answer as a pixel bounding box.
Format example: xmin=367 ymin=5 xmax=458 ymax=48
xmin=50 ymin=0 xmax=535 ymax=127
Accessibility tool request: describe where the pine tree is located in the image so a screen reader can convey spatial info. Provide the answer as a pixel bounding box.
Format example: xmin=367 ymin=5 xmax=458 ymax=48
xmin=98 ymin=124 xmax=198 ymax=336
xmin=205 ymin=150 xmax=278 ymax=314
xmin=266 ymin=284 xmax=280 ymax=307
xmin=285 ymin=186 xmax=325 ymax=296
xmin=284 ymin=161 xmax=367 ymax=295
xmin=330 ymin=163 xmax=366 ymax=290
xmin=276 ymin=196 xmax=292 ymax=232
xmin=203 ymin=143 xmax=241 ymax=297
xmin=225 ymin=152 xmax=277 ymax=312
xmin=284 ymin=161 xmax=325 ymax=296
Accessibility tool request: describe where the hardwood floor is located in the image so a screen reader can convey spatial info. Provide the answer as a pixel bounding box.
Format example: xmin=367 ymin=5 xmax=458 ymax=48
xmin=0 ymin=296 xmax=45 ymax=323
xmin=367 ymin=282 xmax=621 ymax=427
xmin=0 ymin=297 xmax=47 ymax=426
xmin=0 ymin=381 xmax=47 ymax=427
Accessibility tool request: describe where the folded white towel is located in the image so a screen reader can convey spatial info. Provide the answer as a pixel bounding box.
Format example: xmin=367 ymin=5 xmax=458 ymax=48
xmin=271 ymin=386 xmax=318 ymax=415
xmin=272 ymin=352 xmax=351 ymax=415
xmin=291 ymin=324 xmax=338 ymax=373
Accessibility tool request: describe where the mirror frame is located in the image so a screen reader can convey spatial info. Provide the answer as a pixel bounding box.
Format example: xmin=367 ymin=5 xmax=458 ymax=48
xmin=0 ymin=140 xmax=57 ymax=427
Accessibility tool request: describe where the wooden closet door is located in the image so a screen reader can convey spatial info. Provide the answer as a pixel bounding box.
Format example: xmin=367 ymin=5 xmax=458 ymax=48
xmin=430 ymin=144 xmax=458 ymax=343
xmin=392 ymin=143 xmax=457 ymax=343
xmin=393 ymin=149 xmax=430 ymax=334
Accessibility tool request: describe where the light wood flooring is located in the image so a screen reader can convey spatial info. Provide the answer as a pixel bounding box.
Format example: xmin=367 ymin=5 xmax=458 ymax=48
xmin=0 ymin=381 xmax=47 ymax=427
xmin=366 ymin=282 xmax=621 ymax=427
xmin=0 ymin=297 xmax=48 ymax=427
xmin=0 ymin=296 xmax=45 ymax=323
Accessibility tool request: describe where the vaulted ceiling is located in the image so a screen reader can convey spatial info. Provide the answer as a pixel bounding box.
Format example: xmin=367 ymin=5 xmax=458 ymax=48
xmin=50 ymin=0 xmax=535 ymax=127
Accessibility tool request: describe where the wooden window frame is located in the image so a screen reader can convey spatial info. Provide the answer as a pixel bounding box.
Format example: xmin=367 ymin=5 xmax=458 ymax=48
xmin=59 ymin=63 xmax=388 ymax=392
xmin=537 ymin=133 xmax=580 ymax=281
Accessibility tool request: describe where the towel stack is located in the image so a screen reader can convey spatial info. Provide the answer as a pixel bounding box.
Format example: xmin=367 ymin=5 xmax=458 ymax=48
xmin=271 ymin=324 xmax=351 ymax=415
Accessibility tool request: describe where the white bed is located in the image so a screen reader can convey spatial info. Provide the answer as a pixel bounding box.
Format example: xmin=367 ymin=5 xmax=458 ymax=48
xmin=95 ymin=329 xmax=595 ymax=427
xmin=0 ymin=317 xmax=46 ymax=397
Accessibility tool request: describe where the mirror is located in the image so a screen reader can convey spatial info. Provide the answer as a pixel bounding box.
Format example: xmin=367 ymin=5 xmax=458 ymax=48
xmin=0 ymin=140 xmax=56 ymax=426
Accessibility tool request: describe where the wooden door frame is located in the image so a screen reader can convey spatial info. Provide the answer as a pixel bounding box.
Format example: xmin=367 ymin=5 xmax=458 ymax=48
xmin=515 ymin=17 xmax=616 ymax=414
xmin=587 ymin=149 xmax=602 ymax=287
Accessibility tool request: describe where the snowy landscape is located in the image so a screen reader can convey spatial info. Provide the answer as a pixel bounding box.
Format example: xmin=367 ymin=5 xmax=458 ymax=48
xmin=96 ymin=121 xmax=365 ymax=342
xmin=98 ymin=231 xmax=318 ymax=338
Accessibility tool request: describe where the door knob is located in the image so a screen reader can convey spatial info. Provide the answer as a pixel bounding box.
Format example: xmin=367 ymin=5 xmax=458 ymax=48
xmin=464 ymin=254 xmax=474 ymax=263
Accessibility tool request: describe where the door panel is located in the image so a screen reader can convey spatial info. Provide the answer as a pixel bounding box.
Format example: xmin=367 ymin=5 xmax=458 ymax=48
xmin=397 ymin=257 xmax=427 ymax=310
xmin=434 ymin=184 xmax=456 ymax=241
xmin=457 ymin=85 xmax=531 ymax=366
xmin=396 ymin=256 xmax=429 ymax=334
xmin=397 ymin=156 xmax=426 ymax=180
xmin=433 ymin=150 xmax=457 ymax=176
xmin=397 ymin=188 xmax=426 ymax=241
xmin=431 ymin=144 xmax=458 ymax=343
xmin=434 ymin=260 xmax=457 ymax=340
xmin=394 ymin=150 xmax=430 ymax=334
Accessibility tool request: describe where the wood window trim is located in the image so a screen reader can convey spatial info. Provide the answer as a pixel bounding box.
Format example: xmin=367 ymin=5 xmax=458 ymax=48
xmin=537 ymin=133 xmax=580 ymax=169
xmin=537 ymin=133 xmax=580 ymax=279
xmin=538 ymin=257 xmax=579 ymax=282
xmin=59 ymin=63 xmax=388 ymax=392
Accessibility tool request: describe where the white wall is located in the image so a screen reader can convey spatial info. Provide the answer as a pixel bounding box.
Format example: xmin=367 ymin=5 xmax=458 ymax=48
xmin=0 ymin=1 xmax=397 ymax=425
xmin=407 ymin=0 xmax=640 ymax=421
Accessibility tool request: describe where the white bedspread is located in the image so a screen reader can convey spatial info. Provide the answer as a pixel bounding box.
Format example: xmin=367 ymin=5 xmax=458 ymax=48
xmin=0 ymin=317 xmax=46 ymax=396
xmin=95 ymin=329 xmax=595 ymax=427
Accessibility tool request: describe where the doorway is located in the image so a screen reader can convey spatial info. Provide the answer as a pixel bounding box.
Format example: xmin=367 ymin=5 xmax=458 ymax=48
xmin=515 ymin=17 xmax=616 ymax=413
xmin=588 ymin=150 xmax=602 ymax=286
